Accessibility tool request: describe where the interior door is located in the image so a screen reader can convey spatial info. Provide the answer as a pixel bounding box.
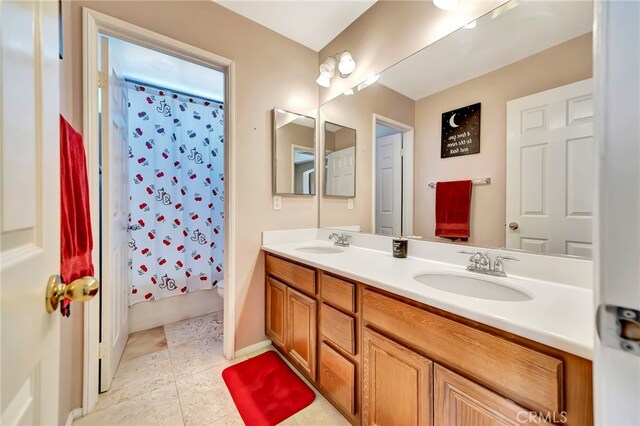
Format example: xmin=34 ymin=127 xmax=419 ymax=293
xmin=100 ymin=36 xmax=130 ymax=392
xmin=326 ymin=147 xmax=355 ymax=197
xmin=506 ymin=79 xmax=594 ymax=257
xmin=0 ymin=1 xmax=61 ymax=423
xmin=594 ymin=1 xmax=640 ymax=425
xmin=375 ymin=133 xmax=402 ymax=236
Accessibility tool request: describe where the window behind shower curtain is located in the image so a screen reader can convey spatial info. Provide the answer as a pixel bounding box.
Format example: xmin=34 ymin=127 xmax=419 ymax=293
xmin=126 ymin=82 xmax=224 ymax=305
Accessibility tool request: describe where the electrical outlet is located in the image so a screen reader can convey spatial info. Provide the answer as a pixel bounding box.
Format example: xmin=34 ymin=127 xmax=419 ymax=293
xmin=348 ymin=198 xmax=354 ymax=210
xmin=273 ymin=195 xmax=282 ymax=210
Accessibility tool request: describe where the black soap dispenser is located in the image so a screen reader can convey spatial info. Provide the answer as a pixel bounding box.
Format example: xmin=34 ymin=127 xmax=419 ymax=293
xmin=392 ymin=237 xmax=408 ymax=258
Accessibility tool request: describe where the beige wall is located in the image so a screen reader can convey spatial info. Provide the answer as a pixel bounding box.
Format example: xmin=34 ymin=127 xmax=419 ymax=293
xmin=320 ymin=83 xmax=415 ymax=231
xmin=318 ymin=0 xmax=505 ymax=104
xmin=414 ymin=34 xmax=593 ymax=247
xmin=59 ymin=0 xmax=318 ymax=417
xmin=275 ymin=123 xmax=315 ymax=193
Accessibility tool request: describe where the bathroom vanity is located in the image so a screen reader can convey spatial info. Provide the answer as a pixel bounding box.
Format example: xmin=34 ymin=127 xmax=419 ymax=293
xmin=262 ymin=236 xmax=593 ymax=426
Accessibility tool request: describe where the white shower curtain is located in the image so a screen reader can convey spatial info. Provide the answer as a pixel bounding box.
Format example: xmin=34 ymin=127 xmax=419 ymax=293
xmin=127 ymin=82 xmax=224 ymax=305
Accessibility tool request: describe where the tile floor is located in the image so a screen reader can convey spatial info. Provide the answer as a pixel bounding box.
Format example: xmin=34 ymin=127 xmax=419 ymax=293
xmin=75 ymin=312 xmax=348 ymax=426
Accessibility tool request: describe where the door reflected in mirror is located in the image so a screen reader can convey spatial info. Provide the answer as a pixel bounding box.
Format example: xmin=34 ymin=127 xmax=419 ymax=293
xmin=273 ymin=108 xmax=316 ymax=195
xmin=324 ymin=122 xmax=356 ymax=198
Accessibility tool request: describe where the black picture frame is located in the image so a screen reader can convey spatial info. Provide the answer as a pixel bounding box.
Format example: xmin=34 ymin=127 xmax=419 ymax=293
xmin=440 ymin=102 xmax=481 ymax=158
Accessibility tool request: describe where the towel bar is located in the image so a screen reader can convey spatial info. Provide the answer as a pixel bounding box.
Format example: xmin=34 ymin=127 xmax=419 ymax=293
xmin=427 ymin=178 xmax=491 ymax=189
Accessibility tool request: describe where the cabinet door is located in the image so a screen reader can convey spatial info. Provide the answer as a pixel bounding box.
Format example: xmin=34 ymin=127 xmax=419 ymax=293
xmin=434 ymin=364 xmax=553 ymax=426
xmin=363 ymin=328 xmax=433 ymax=426
xmin=266 ymin=277 xmax=287 ymax=348
xmin=287 ymin=286 xmax=317 ymax=379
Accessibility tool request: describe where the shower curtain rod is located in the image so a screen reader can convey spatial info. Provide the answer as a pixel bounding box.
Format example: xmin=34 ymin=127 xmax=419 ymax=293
xmin=124 ymin=77 xmax=224 ymax=105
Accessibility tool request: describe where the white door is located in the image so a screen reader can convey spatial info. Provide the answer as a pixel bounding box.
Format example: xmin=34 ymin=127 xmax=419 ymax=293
xmin=506 ymin=79 xmax=594 ymax=257
xmin=326 ymin=146 xmax=355 ymax=197
xmin=375 ymin=134 xmax=403 ymax=236
xmin=594 ymin=1 xmax=640 ymax=425
xmin=99 ymin=36 xmax=130 ymax=392
xmin=0 ymin=1 xmax=61 ymax=424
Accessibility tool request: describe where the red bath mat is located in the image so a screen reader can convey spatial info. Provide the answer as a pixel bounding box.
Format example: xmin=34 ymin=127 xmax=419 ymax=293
xmin=222 ymin=350 xmax=315 ymax=426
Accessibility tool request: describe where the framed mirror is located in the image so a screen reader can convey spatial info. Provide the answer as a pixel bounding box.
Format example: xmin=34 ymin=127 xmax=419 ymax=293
xmin=323 ymin=121 xmax=356 ymax=197
xmin=318 ymin=0 xmax=594 ymax=258
xmin=272 ymin=108 xmax=316 ymax=196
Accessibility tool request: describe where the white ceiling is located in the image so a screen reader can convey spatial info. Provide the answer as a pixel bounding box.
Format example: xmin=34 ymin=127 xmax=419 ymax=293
xmin=109 ymin=37 xmax=225 ymax=101
xmin=378 ymin=0 xmax=593 ymax=101
xmin=214 ymin=0 xmax=377 ymax=51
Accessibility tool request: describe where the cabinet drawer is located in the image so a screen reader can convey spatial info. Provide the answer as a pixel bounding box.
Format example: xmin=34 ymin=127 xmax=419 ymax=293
xmin=363 ymin=289 xmax=564 ymax=415
xmin=319 ymin=342 xmax=356 ymax=416
xmin=266 ymin=254 xmax=316 ymax=296
xmin=321 ymin=303 xmax=356 ymax=355
xmin=321 ymin=274 xmax=355 ymax=313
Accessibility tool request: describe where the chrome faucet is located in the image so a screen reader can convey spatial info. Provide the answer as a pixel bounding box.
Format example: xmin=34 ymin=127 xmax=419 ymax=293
xmin=458 ymin=250 xmax=519 ymax=277
xmin=328 ymin=233 xmax=351 ymax=247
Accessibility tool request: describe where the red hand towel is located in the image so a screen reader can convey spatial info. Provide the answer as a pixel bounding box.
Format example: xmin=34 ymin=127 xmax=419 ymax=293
xmin=435 ymin=180 xmax=473 ymax=240
xmin=60 ymin=115 xmax=94 ymax=317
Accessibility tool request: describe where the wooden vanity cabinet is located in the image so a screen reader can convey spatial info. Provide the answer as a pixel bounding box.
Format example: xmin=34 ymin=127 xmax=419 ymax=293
xmin=434 ymin=364 xmax=553 ymax=426
xmin=286 ymin=286 xmax=317 ymax=379
xmin=265 ymin=277 xmax=286 ymax=348
xmin=363 ymin=328 xmax=433 ymax=426
xmin=263 ymin=251 xmax=593 ymax=426
xmin=265 ymin=254 xmax=317 ymax=381
xmin=318 ymin=271 xmax=361 ymax=424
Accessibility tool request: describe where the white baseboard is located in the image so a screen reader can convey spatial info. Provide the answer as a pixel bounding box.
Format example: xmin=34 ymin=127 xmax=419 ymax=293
xmin=234 ymin=339 xmax=272 ymax=358
xmin=129 ymin=289 xmax=223 ymax=333
xmin=66 ymin=408 xmax=83 ymax=425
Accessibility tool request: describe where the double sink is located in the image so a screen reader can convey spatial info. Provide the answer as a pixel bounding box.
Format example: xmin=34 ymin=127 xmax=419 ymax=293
xmin=294 ymin=245 xmax=532 ymax=302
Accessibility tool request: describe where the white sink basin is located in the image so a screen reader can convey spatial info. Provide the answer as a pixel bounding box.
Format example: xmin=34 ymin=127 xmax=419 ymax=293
xmin=295 ymin=246 xmax=344 ymax=254
xmin=413 ymin=273 xmax=532 ymax=302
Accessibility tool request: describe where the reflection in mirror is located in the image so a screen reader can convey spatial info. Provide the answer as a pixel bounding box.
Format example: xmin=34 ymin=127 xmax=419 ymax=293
xmin=273 ymin=108 xmax=316 ymax=195
xmin=318 ymin=0 xmax=594 ymax=258
xmin=324 ymin=122 xmax=356 ymax=197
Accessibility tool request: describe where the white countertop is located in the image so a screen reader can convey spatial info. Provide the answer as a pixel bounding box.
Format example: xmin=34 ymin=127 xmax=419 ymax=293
xmin=262 ymin=240 xmax=594 ymax=360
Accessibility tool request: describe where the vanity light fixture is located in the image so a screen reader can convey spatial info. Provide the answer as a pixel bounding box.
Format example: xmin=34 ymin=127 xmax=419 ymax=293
xmin=433 ymin=0 xmax=458 ymax=11
xmin=316 ymin=52 xmax=356 ymax=87
xmin=315 ymin=74 xmax=331 ymax=88
xmin=337 ymin=52 xmax=356 ymax=77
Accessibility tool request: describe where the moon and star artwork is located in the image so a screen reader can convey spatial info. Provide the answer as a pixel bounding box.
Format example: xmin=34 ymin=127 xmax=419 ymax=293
xmin=441 ymin=102 xmax=481 ymax=158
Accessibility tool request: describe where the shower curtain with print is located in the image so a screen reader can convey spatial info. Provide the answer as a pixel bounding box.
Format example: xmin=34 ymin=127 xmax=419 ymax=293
xmin=127 ymin=82 xmax=224 ymax=305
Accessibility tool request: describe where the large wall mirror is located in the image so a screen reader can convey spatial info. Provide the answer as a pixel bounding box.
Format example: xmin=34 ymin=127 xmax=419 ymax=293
xmin=318 ymin=0 xmax=594 ymax=258
xmin=273 ymin=108 xmax=316 ymax=195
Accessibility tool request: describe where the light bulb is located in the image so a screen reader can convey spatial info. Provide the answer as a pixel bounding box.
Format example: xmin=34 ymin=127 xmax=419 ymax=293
xmin=338 ymin=52 xmax=356 ymax=77
xmin=316 ymin=74 xmax=330 ymax=88
xmin=463 ymin=20 xmax=476 ymax=29
xmin=344 ymin=89 xmax=354 ymax=96
xmin=319 ymin=57 xmax=336 ymax=78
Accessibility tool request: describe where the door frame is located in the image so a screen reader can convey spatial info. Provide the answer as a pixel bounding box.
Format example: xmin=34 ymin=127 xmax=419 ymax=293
xmin=82 ymin=8 xmax=237 ymax=414
xmin=371 ymin=114 xmax=414 ymax=236
xmin=593 ymin=1 xmax=640 ymax=424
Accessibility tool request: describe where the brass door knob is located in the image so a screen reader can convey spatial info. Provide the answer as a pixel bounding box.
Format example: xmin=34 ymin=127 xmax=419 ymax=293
xmin=508 ymin=222 xmax=519 ymax=230
xmin=46 ymin=275 xmax=99 ymax=313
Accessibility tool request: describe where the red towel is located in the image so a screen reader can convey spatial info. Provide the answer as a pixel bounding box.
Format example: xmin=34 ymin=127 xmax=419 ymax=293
xmin=435 ymin=180 xmax=472 ymax=240
xmin=60 ymin=115 xmax=94 ymax=317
